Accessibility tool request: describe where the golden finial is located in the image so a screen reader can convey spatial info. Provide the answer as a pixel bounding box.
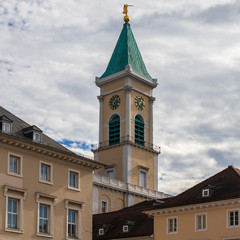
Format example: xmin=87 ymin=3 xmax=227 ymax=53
xmin=123 ymin=4 xmax=134 ymax=22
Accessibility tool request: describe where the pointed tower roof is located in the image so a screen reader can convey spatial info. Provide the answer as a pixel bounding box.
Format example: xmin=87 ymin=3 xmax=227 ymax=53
xmin=100 ymin=22 xmax=153 ymax=80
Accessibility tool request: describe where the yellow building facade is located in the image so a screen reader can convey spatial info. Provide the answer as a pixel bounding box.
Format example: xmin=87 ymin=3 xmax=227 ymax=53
xmin=0 ymin=106 xmax=103 ymax=239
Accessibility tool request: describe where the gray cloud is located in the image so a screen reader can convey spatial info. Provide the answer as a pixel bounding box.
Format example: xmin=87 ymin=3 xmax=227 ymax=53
xmin=1 ymin=0 xmax=240 ymax=195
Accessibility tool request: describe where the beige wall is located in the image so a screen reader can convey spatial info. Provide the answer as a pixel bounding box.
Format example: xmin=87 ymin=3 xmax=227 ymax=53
xmin=0 ymin=143 xmax=94 ymax=239
xmin=98 ymin=188 xmax=126 ymax=212
xmin=97 ymin=146 xmax=123 ymax=181
xmin=97 ymin=186 xmax=152 ymax=213
xmin=131 ymin=148 xmax=155 ymax=189
xmin=153 ymin=203 xmax=240 ymax=240
xmin=119 ymin=236 xmax=153 ymax=240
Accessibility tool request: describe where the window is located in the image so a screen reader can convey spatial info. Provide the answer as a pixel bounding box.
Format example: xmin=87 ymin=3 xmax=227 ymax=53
xmin=4 ymin=186 xmax=26 ymax=233
xmin=123 ymin=225 xmax=128 ymax=232
xmin=0 ymin=115 xmax=12 ymax=133
xmin=39 ymin=161 xmax=52 ymax=184
xmin=65 ymin=199 xmax=83 ymax=239
xmin=68 ymin=169 xmax=80 ymax=191
xmin=227 ymin=209 xmax=240 ymax=228
xmin=105 ymin=166 xmax=115 ymax=179
xmin=36 ymin=193 xmax=56 ymax=237
xmin=196 ymin=213 xmax=207 ymax=231
xmin=202 ymin=189 xmax=210 ymax=197
xmin=99 ymin=228 xmax=104 ymax=235
xmin=33 ymin=132 xmax=41 ymax=142
xmin=8 ymin=153 xmax=22 ymax=177
xmin=7 ymin=198 xmax=18 ymax=229
xmin=138 ymin=166 xmax=148 ymax=188
xmin=135 ymin=115 xmax=144 ymax=146
xmin=101 ymin=201 xmax=107 ymax=213
xmin=167 ymin=217 xmax=177 ymax=234
xmin=3 ymin=122 xmax=11 ymax=133
xmin=109 ymin=115 xmax=120 ymax=145
xmin=39 ymin=204 xmax=49 ymax=233
xmin=68 ymin=210 xmax=77 ymax=238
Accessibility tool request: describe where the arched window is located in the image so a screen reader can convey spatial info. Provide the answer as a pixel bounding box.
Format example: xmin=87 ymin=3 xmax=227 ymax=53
xmin=135 ymin=115 xmax=144 ymax=146
xmin=109 ymin=115 xmax=120 ymax=145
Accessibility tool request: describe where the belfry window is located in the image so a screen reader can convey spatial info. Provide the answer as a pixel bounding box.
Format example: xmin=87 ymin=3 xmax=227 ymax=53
xmin=135 ymin=115 xmax=144 ymax=146
xmin=109 ymin=115 xmax=120 ymax=146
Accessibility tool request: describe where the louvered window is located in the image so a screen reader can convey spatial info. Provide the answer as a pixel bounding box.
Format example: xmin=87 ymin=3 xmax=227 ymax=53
xmin=135 ymin=115 xmax=144 ymax=146
xmin=109 ymin=115 xmax=120 ymax=145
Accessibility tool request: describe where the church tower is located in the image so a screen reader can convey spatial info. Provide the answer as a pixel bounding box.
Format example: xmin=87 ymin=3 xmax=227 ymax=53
xmin=93 ymin=10 xmax=159 ymax=191
xmin=92 ymin=7 xmax=169 ymax=214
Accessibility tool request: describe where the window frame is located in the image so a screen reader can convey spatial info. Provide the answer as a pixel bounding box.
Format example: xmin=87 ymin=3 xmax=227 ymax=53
xmin=227 ymin=209 xmax=240 ymax=228
xmin=65 ymin=199 xmax=83 ymax=240
xmin=105 ymin=166 xmax=116 ymax=179
xmin=167 ymin=217 xmax=178 ymax=234
xmin=3 ymin=122 xmax=11 ymax=133
xmin=8 ymin=152 xmax=23 ymax=177
xmin=4 ymin=186 xmax=26 ymax=234
xmin=68 ymin=169 xmax=80 ymax=191
xmin=98 ymin=228 xmax=104 ymax=235
xmin=101 ymin=200 xmax=108 ymax=213
xmin=138 ymin=166 xmax=148 ymax=188
xmin=108 ymin=114 xmax=120 ymax=146
xmin=195 ymin=213 xmax=207 ymax=231
xmin=39 ymin=161 xmax=53 ymax=185
xmin=122 ymin=225 xmax=129 ymax=232
xmin=202 ymin=189 xmax=210 ymax=197
xmin=134 ymin=115 xmax=145 ymax=146
xmin=33 ymin=132 xmax=41 ymax=142
xmin=36 ymin=193 xmax=56 ymax=237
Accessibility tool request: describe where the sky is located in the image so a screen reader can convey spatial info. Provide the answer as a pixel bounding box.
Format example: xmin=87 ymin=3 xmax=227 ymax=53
xmin=1 ymin=0 xmax=240 ymax=195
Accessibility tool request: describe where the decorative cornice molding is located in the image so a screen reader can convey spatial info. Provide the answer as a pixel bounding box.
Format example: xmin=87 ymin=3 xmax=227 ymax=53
xmin=97 ymin=95 xmax=104 ymax=101
xmin=0 ymin=133 xmax=103 ymax=170
xmin=149 ymin=96 xmax=156 ymax=104
xmin=95 ymin=68 xmax=157 ymax=89
xmin=145 ymin=198 xmax=240 ymax=217
xmin=123 ymin=85 xmax=133 ymax=93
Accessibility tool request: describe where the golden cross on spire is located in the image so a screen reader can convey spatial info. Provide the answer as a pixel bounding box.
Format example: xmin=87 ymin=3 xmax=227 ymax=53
xmin=123 ymin=4 xmax=134 ymax=22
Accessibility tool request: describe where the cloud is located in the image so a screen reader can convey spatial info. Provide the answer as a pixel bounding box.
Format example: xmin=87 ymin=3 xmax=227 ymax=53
xmin=1 ymin=0 xmax=240 ymax=195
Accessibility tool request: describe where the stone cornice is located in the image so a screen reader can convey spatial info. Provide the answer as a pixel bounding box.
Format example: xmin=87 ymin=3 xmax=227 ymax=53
xmin=95 ymin=66 xmax=157 ymax=89
xmin=145 ymin=198 xmax=240 ymax=217
xmin=0 ymin=132 xmax=104 ymax=170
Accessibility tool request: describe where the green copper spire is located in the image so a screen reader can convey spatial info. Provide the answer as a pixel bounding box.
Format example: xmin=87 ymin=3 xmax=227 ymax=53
xmin=100 ymin=22 xmax=153 ymax=80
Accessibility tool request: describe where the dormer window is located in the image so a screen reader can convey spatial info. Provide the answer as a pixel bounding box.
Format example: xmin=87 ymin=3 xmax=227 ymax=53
xmin=23 ymin=125 xmax=42 ymax=142
xmin=122 ymin=225 xmax=128 ymax=232
xmin=202 ymin=189 xmax=210 ymax=197
xmin=122 ymin=221 xmax=135 ymax=233
xmin=0 ymin=115 xmax=13 ymax=134
xmin=98 ymin=228 xmax=104 ymax=235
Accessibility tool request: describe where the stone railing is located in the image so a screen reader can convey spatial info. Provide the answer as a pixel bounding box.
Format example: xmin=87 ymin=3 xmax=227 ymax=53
xmin=93 ymin=174 xmax=171 ymax=199
xmin=91 ymin=135 xmax=161 ymax=154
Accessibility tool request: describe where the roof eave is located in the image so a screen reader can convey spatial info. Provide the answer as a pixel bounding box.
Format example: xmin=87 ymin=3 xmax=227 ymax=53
xmin=0 ymin=132 xmax=104 ymax=170
xmin=144 ymin=197 xmax=240 ymax=217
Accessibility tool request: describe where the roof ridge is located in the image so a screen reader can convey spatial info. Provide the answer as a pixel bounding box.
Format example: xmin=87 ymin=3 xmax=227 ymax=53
xmin=228 ymin=165 xmax=240 ymax=176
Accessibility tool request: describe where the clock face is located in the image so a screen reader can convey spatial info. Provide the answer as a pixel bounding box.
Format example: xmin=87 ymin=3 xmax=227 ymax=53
xmin=109 ymin=95 xmax=120 ymax=110
xmin=135 ymin=95 xmax=145 ymax=111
